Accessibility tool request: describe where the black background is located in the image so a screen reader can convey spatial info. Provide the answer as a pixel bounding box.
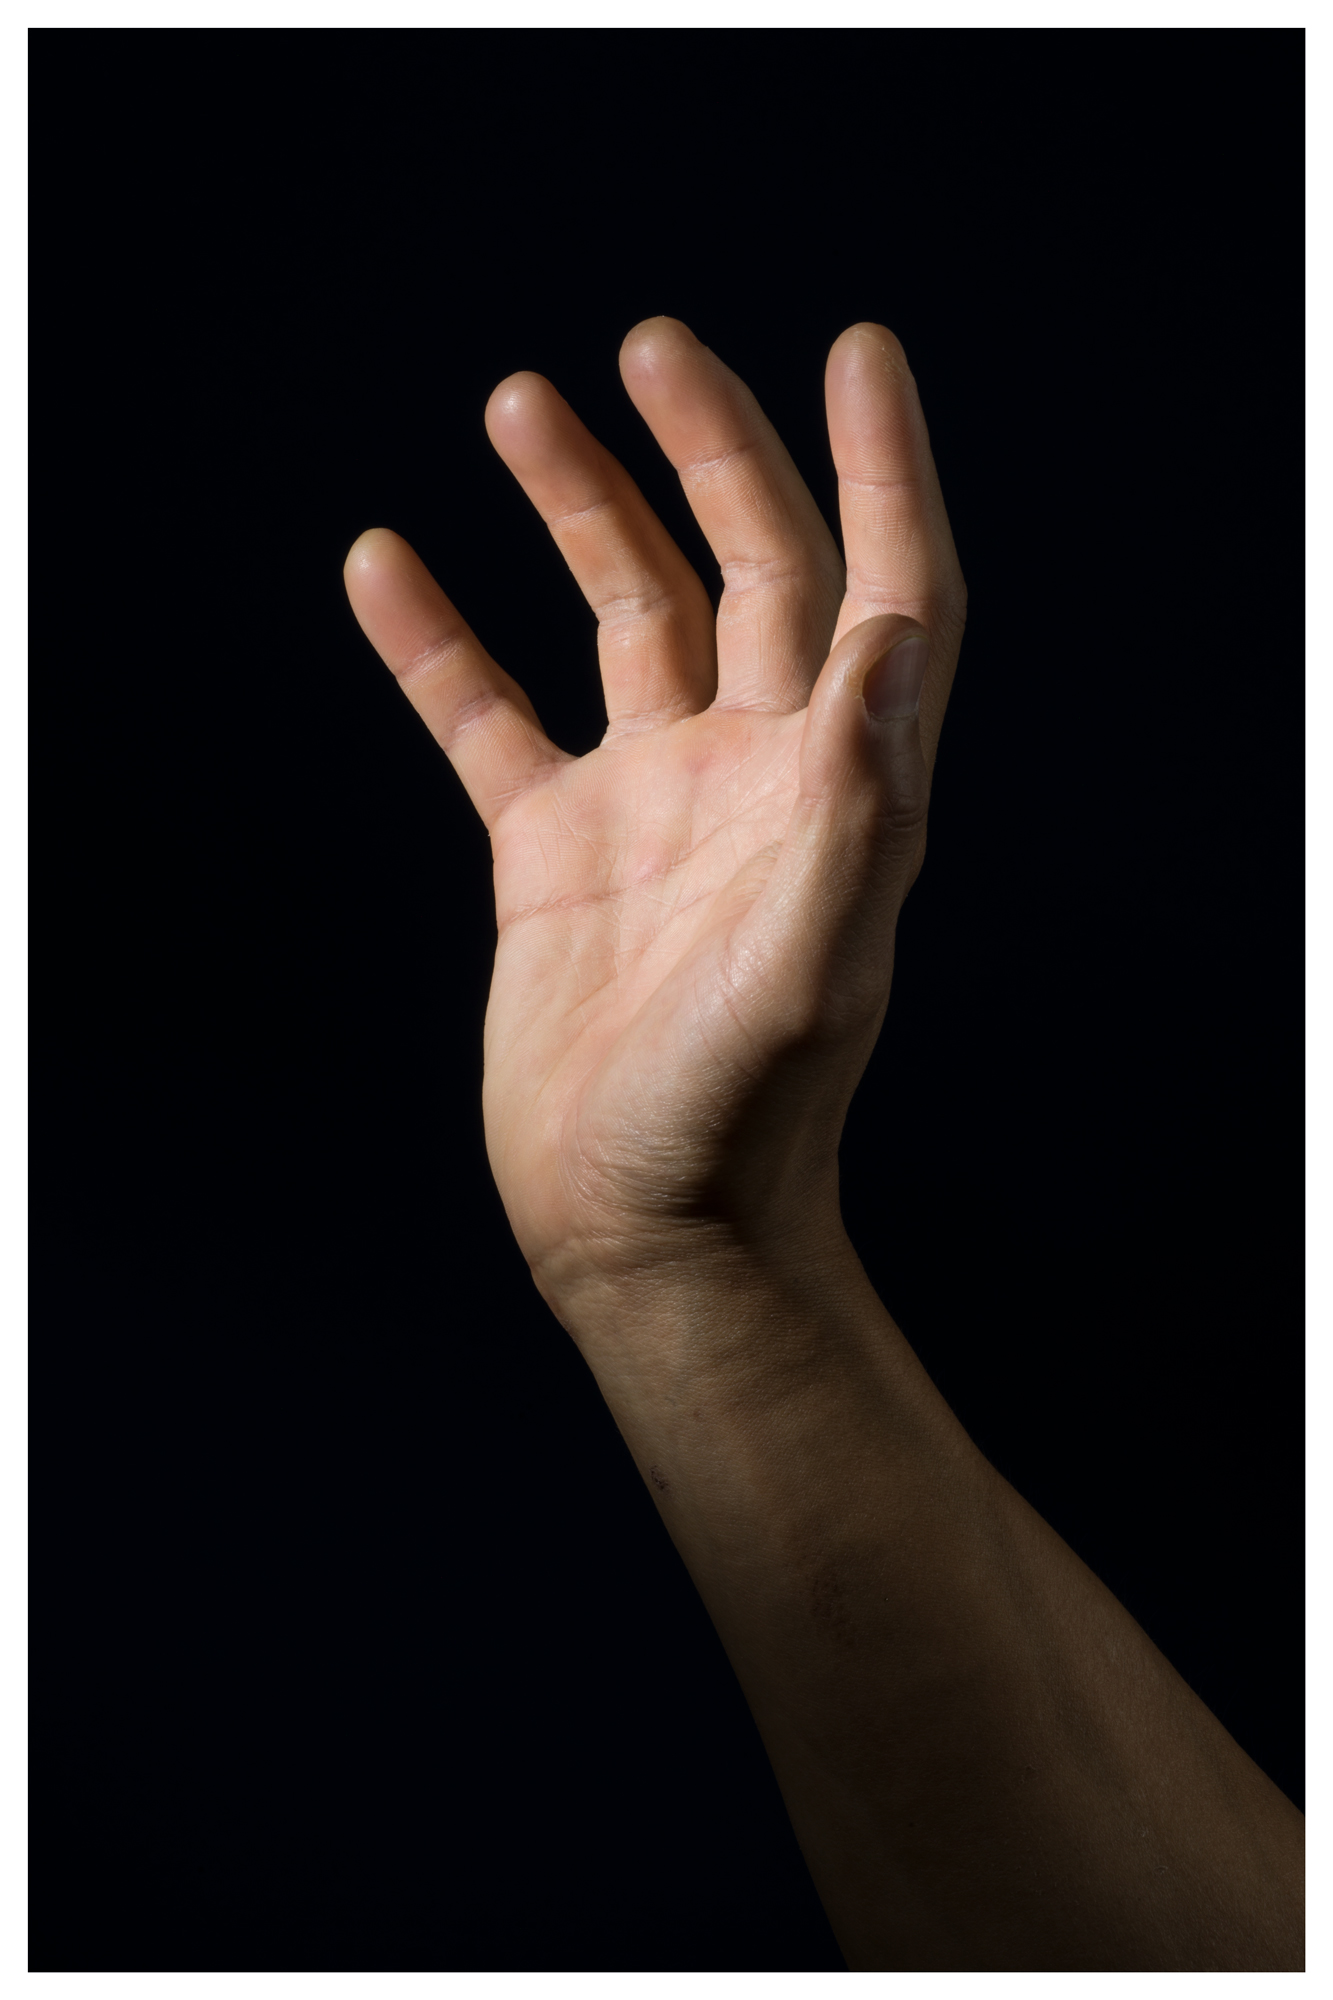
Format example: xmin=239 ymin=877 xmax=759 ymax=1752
xmin=36 ymin=26 xmax=1303 ymax=1973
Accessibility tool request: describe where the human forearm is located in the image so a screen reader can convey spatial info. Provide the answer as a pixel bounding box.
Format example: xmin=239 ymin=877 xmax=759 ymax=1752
xmin=551 ymin=1233 xmax=1304 ymax=1971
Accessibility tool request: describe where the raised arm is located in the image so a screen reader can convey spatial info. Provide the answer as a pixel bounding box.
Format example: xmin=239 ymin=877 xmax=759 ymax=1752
xmin=344 ymin=318 xmax=1302 ymax=1971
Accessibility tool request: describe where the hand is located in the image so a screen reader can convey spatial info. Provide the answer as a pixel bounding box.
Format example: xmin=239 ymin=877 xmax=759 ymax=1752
xmin=345 ymin=319 xmax=965 ymax=1316
xmin=344 ymin=325 xmax=1305 ymax=1975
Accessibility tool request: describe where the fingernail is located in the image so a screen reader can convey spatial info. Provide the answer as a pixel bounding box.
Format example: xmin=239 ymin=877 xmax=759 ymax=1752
xmin=863 ymin=635 xmax=929 ymax=720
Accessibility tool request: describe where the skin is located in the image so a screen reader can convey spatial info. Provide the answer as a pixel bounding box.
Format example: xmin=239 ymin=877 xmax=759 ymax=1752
xmin=344 ymin=318 xmax=1303 ymax=1970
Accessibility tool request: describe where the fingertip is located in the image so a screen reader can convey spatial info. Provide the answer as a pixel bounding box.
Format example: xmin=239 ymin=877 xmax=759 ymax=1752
xmin=827 ymin=322 xmax=913 ymax=385
xmin=806 ymin=615 xmax=924 ymax=730
xmin=843 ymin=320 xmax=902 ymax=343
xmin=619 ymin=315 xmax=702 ymax=380
xmin=343 ymin=529 xmax=441 ymax=634
xmin=622 ymin=314 xmax=697 ymax=347
xmin=344 ymin=525 xmax=401 ymax=581
xmin=862 ymin=631 xmax=929 ymax=722
xmin=485 ymin=369 xmax=558 ymax=437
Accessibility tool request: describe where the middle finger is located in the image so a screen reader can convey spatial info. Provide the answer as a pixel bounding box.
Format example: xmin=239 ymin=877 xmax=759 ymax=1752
xmin=619 ymin=317 xmax=845 ymax=713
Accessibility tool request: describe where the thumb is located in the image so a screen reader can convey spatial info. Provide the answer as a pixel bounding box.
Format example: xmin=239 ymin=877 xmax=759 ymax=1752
xmin=801 ymin=613 xmax=932 ymax=894
xmin=761 ymin=617 xmax=932 ymax=1034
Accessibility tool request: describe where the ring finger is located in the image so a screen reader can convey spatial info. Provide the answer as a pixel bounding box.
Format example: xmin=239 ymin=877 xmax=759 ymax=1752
xmin=485 ymin=371 xmax=718 ymax=731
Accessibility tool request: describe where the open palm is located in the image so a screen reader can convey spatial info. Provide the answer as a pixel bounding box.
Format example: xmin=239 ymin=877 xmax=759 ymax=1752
xmin=346 ymin=319 xmax=965 ymax=1292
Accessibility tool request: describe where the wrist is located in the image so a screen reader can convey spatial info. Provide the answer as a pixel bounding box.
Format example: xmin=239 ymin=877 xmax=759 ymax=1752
xmin=533 ymin=1217 xmax=952 ymax=1453
xmin=532 ymin=1207 xmax=851 ymax=1362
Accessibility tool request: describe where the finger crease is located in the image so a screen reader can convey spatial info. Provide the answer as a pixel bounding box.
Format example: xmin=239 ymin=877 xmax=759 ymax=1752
xmin=392 ymin=631 xmax=474 ymax=687
xmin=543 ymin=493 xmax=621 ymax=532
xmin=593 ymin=584 xmax=683 ymax=626
xmin=677 ymin=436 xmax=764 ymax=479
xmin=435 ymin=686 xmax=508 ymax=749
xmin=839 ymin=472 xmax=925 ymax=495
xmin=720 ymin=557 xmax=837 ymax=599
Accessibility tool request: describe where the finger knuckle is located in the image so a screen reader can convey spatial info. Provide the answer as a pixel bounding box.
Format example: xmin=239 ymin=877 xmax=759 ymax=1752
xmin=872 ymin=759 xmax=930 ymax=846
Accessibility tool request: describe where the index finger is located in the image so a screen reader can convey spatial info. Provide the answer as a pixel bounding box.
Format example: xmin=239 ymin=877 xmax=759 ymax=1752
xmin=825 ymin=325 xmax=966 ymax=768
